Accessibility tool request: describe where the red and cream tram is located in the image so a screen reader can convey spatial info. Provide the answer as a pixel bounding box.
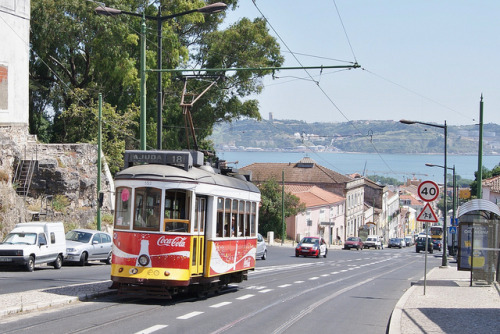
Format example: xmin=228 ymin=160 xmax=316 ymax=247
xmin=111 ymin=150 xmax=260 ymax=298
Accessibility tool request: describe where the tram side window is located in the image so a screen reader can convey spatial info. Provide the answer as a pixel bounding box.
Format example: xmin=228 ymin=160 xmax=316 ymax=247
xmin=164 ymin=190 xmax=189 ymax=233
xmin=238 ymin=201 xmax=245 ymax=237
xmin=225 ymin=198 xmax=232 ymax=237
xmin=133 ymin=187 xmax=162 ymax=231
xmin=216 ymin=198 xmax=224 ymax=237
xmin=115 ymin=187 xmax=132 ymax=229
xmin=250 ymin=202 xmax=257 ymax=237
xmin=245 ymin=202 xmax=251 ymax=236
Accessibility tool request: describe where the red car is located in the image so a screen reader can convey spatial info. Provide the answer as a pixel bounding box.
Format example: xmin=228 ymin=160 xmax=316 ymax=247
xmin=295 ymin=237 xmax=328 ymax=258
xmin=343 ymin=237 xmax=363 ymax=250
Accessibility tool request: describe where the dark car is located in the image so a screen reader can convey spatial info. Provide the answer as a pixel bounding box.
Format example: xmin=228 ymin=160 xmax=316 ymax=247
xmin=432 ymin=238 xmax=442 ymax=251
xmin=295 ymin=236 xmax=327 ymax=258
xmin=343 ymin=237 xmax=363 ymax=250
xmin=415 ymin=236 xmax=434 ymax=253
xmin=388 ymin=238 xmax=403 ymax=248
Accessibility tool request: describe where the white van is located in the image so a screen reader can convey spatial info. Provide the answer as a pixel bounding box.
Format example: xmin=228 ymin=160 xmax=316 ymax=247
xmin=0 ymin=222 xmax=67 ymax=271
xmin=364 ymin=235 xmax=382 ymax=249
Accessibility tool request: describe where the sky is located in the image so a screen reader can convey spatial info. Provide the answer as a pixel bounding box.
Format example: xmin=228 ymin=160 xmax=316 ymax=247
xmin=224 ymin=0 xmax=500 ymax=126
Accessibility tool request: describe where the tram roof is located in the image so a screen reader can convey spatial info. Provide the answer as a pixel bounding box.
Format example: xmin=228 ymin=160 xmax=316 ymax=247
xmin=115 ymin=164 xmax=260 ymax=193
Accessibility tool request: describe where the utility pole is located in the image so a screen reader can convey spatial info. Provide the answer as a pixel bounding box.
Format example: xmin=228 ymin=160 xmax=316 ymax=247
xmin=477 ymin=95 xmax=484 ymax=199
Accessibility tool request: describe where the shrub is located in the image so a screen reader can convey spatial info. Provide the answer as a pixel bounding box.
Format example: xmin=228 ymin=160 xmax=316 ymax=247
xmin=52 ymin=195 xmax=70 ymax=213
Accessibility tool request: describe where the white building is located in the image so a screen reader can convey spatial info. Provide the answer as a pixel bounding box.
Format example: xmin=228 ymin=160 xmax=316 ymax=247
xmin=285 ymin=185 xmax=345 ymax=245
xmin=0 ymin=0 xmax=30 ymax=127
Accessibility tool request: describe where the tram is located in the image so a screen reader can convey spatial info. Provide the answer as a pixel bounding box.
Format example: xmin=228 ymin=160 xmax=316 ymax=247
xmin=110 ymin=150 xmax=260 ymax=298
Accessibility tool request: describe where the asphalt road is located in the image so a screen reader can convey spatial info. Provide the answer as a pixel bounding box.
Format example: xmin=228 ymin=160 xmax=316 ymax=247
xmin=0 ymin=246 xmax=442 ymax=334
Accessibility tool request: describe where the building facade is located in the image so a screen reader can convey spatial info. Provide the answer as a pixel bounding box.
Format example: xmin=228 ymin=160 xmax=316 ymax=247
xmin=0 ymin=0 xmax=30 ymax=126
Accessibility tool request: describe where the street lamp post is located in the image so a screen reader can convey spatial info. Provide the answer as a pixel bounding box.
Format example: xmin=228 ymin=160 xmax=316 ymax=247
xmin=95 ymin=3 xmax=227 ymax=150
xmin=425 ymin=163 xmax=456 ymax=256
xmin=401 ymin=119 xmax=449 ymax=267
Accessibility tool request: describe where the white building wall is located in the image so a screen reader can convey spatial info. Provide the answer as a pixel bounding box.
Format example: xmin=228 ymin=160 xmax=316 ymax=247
xmin=0 ymin=0 xmax=30 ymax=125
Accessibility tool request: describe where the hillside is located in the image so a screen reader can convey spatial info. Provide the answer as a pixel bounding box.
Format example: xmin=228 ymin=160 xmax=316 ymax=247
xmin=209 ymin=119 xmax=500 ymax=155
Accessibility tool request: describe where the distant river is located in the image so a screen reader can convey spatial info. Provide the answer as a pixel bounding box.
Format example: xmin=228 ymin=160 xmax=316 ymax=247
xmin=217 ymin=151 xmax=500 ymax=182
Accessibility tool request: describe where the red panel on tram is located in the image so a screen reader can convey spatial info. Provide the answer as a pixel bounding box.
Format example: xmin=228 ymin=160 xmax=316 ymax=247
xmin=113 ymin=231 xmax=190 ymax=268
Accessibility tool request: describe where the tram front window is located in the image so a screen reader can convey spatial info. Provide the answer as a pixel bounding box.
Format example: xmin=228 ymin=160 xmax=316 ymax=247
xmin=115 ymin=187 xmax=132 ymax=229
xmin=134 ymin=187 xmax=162 ymax=231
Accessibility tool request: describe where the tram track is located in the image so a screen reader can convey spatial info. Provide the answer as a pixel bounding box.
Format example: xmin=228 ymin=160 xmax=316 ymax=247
xmin=210 ymin=255 xmax=420 ymax=334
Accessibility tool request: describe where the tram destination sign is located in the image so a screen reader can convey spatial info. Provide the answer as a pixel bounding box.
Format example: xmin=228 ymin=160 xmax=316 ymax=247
xmin=417 ymin=180 xmax=440 ymax=202
xmin=124 ymin=150 xmax=203 ymax=171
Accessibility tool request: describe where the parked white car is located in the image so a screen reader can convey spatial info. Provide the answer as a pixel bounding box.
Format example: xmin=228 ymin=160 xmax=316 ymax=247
xmin=0 ymin=222 xmax=66 ymax=272
xmin=64 ymin=229 xmax=112 ymax=266
xmin=256 ymin=233 xmax=267 ymax=260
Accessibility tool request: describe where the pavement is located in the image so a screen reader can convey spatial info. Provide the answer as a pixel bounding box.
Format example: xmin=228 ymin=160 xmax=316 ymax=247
xmin=1 ymin=246 xmax=499 ymax=334
xmin=388 ymin=261 xmax=500 ymax=334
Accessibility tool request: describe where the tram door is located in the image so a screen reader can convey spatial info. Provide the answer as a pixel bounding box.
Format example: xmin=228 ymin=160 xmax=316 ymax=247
xmin=191 ymin=197 xmax=206 ymax=275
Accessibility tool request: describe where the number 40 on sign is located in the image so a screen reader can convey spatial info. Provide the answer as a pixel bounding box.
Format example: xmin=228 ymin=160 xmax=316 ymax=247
xmin=417 ymin=180 xmax=439 ymax=202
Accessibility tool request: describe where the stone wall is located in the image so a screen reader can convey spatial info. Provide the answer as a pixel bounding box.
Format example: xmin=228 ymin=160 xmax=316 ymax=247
xmin=0 ymin=126 xmax=114 ymax=238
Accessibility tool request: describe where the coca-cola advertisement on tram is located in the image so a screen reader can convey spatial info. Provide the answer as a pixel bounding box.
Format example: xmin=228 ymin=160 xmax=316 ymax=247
xmin=112 ymin=232 xmax=190 ymax=275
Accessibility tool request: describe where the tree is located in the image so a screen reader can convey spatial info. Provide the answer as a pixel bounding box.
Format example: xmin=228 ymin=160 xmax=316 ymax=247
xmin=469 ymin=164 xmax=500 ymax=197
xmin=258 ymin=179 xmax=305 ymax=239
xmin=29 ymin=0 xmax=284 ymax=154
xmin=55 ymin=89 xmax=139 ymax=174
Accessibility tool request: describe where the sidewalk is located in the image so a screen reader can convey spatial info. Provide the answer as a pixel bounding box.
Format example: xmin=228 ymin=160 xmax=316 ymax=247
xmin=389 ymin=262 xmax=500 ymax=334
xmin=0 ymin=280 xmax=113 ymax=318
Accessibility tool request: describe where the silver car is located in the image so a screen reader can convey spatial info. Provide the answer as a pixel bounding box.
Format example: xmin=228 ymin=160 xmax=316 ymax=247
xmin=256 ymin=233 xmax=267 ymax=260
xmin=64 ymin=229 xmax=112 ymax=266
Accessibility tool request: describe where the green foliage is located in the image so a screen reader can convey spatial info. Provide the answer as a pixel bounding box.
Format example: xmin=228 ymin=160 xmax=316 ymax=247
xmin=52 ymin=195 xmax=70 ymax=213
xmin=258 ymin=179 xmax=305 ymax=238
xmin=54 ymin=89 xmax=139 ymax=174
xmin=102 ymin=213 xmax=114 ymax=225
xmin=470 ymin=164 xmax=500 ymax=197
xmin=29 ymin=0 xmax=284 ymax=155
xmin=64 ymin=221 xmax=79 ymax=233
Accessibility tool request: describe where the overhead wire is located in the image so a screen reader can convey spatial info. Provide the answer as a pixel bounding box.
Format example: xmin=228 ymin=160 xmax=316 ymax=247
xmin=251 ymin=0 xmax=397 ymax=176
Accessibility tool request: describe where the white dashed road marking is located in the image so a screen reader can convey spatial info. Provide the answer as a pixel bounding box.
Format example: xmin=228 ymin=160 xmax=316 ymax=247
xmin=177 ymin=311 xmax=204 ymax=319
xmin=134 ymin=325 xmax=168 ymax=334
xmin=236 ymin=294 xmax=255 ymax=300
xmin=210 ymin=301 xmax=232 ymax=308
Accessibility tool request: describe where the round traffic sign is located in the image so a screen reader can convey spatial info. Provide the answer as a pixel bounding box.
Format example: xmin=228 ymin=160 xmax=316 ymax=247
xmin=417 ymin=180 xmax=440 ymax=202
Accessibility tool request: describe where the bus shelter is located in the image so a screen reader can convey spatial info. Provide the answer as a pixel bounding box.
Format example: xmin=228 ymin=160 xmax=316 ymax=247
xmin=457 ymin=199 xmax=500 ymax=284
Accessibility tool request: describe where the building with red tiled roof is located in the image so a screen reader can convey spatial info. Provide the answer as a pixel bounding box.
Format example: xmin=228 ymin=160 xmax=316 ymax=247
xmin=482 ymin=175 xmax=500 ymax=205
xmin=241 ymin=157 xmax=365 ymax=240
xmin=284 ymin=185 xmax=345 ymax=244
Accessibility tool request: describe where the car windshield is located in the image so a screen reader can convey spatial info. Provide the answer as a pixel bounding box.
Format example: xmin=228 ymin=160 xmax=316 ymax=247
xmin=301 ymin=237 xmax=317 ymax=244
xmin=2 ymin=233 xmax=37 ymax=245
xmin=347 ymin=237 xmax=357 ymax=241
xmin=66 ymin=231 xmax=93 ymax=243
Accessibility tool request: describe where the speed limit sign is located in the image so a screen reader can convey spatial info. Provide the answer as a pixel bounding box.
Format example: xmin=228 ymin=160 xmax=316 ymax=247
xmin=417 ymin=180 xmax=440 ymax=202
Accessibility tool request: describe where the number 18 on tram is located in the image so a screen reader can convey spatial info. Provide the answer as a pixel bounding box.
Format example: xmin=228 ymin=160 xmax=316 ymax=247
xmin=110 ymin=150 xmax=261 ymax=298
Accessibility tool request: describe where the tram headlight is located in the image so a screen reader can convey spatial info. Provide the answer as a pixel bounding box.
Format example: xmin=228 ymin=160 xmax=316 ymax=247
xmin=137 ymin=254 xmax=150 ymax=267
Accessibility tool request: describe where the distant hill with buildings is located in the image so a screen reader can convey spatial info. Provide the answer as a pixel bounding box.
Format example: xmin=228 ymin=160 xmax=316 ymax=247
xmin=210 ymin=119 xmax=500 ymax=155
